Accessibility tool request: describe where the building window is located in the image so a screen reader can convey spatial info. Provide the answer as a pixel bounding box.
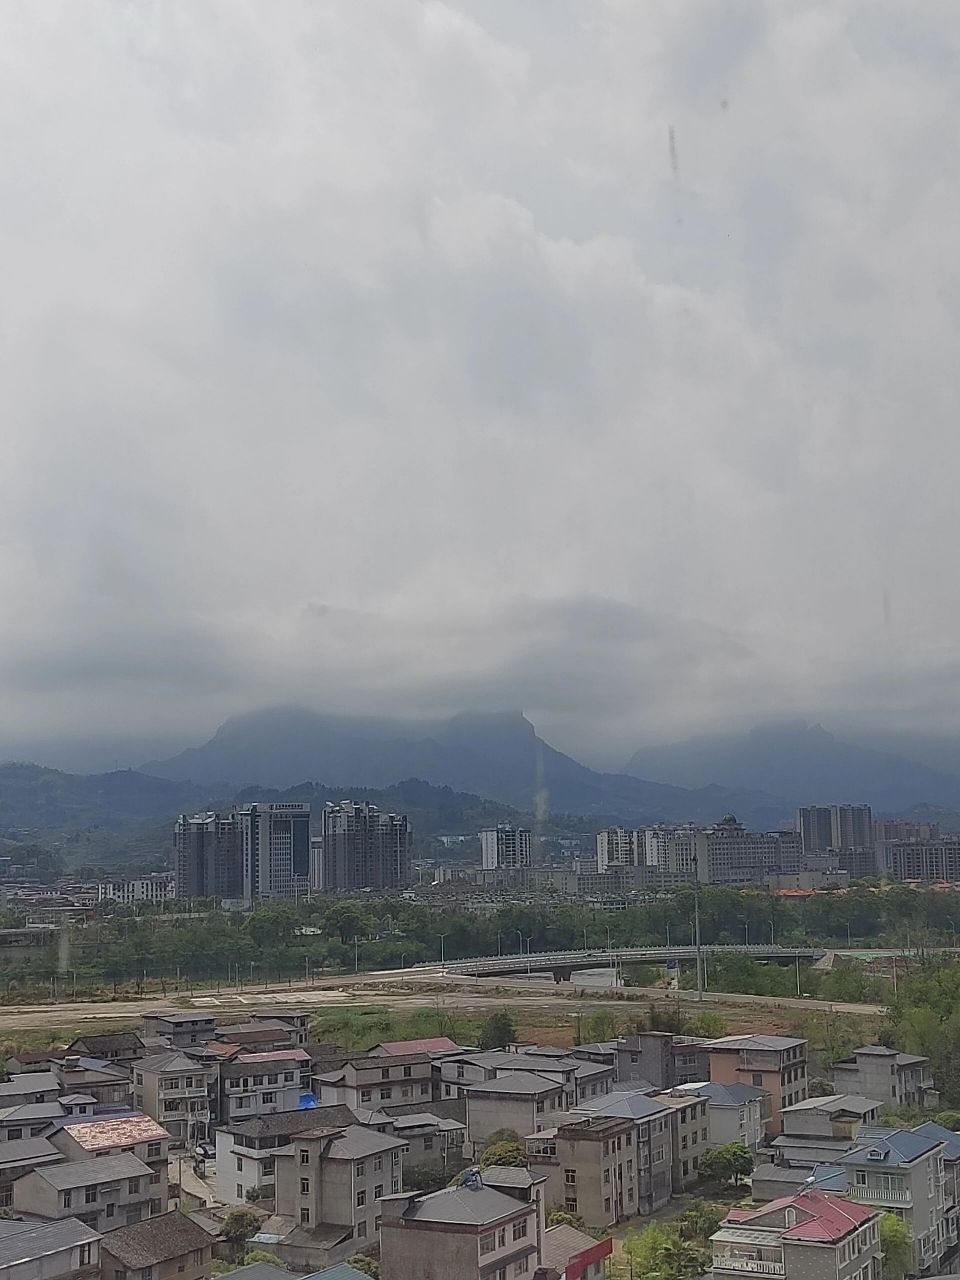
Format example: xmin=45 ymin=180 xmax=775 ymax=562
xmin=481 ymin=1232 xmax=496 ymax=1255
xmin=360 ymin=1089 xmax=372 ymax=1103
xmin=237 ymin=1184 xmax=244 ymax=1199
xmin=380 ymin=1088 xmax=392 ymax=1100
xmin=403 ymin=1066 xmax=412 ymax=1078
xmin=147 ymin=1143 xmax=162 ymax=1159
xmin=381 ymin=1068 xmax=391 ymax=1081
xmin=565 ymin=1199 xmax=578 ymax=1213
xmin=300 ymin=1179 xmax=310 ymax=1195
xmin=85 ymin=1187 xmax=97 ymax=1204
xmin=752 ymin=1073 xmax=763 ymax=1086
xmin=374 ymin=1156 xmax=383 ymax=1172
xmin=357 ymin=1190 xmax=367 ymax=1207
xmin=513 ymin=1218 xmax=528 ymax=1241
xmin=236 ymin=1157 xmax=243 ymax=1172
xmin=106 ymin=1202 xmax=115 ymax=1218
xmin=300 ymin=1150 xmax=310 ymax=1165
xmin=63 ymin=1192 xmax=72 ymax=1208
xmin=392 ymin=1178 xmax=400 ymax=1193
xmin=424 ymin=1136 xmax=434 ymax=1151
xmin=128 ymin=1179 xmax=140 ymax=1195
xmin=300 ymin=1207 xmax=310 ymax=1225
xmin=516 ymin=1259 xmax=530 ymax=1276
xmin=604 ymin=1197 xmax=611 ymax=1213
xmin=356 ymin=1162 xmax=366 ymax=1177
xmin=78 ymin=1245 xmax=92 ymax=1267
xmin=420 ymin=1083 xmax=430 ymax=1095
xmin=357 ymin=1219 xmax=367 ymax=1238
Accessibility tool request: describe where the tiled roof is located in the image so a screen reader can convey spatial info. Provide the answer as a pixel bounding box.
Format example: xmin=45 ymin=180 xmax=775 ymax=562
xmin=373 ymin=1037 xmax=460 ymax=1055
xmin=724 ymin=1188 xmax=875 ymax=1242
xmin=0 ymin=1072 xmax=60 ymax=1097
xmin=69 ymin=1032 xmax=144 ymax=1051
xmin=913 ymin=1121 xmax=960 ymax=1161
xmin=464 ymin=1071 xmax=561 ymax=1096
xmin=0 ymin=1137 xmax=61 ymax=1167
xmin=235 ymin=1049 xmax=310 ymax=1064
xmin=63 ymin=1112 xmax=168 ymax=1151
xmin=574 ymin=1091 xmax=670 ymax=1121
xmin=388 ymin=1183 xmax=530 ymax=1225
xmin=36 ymin=1152 xmax=151 ymax=1189
xmin=0 ymin=1102 xmax=65 ymax=1123
xmin=137 ymin=1050 xmax=210 ymax=1074
xmin=841 ymin=1126 xmax=943 ymax=1167
xmin=224 ymin=1105 xmax=356 ymax=1140
xmin=781 ymin=1095 xmax=881 ymax=1116
xmin=0 ymin=1218 xmax=101 ymax=1268
xmin=542 ymin=1222 xmax=611 ymax=1271
xmin=674 ymin=1081 xmax=766 ymax=1106
xmin=707 ymin=1034 xmax=805 ymax=1051
xmin=101 ymin=1209 xmax=213 ymax=1266
xmin=324 ymin=1124 xmax=407 ymax=1159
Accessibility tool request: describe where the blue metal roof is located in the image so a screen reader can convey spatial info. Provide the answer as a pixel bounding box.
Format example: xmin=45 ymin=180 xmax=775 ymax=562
xmin=841 ymin=1126 xmax=943 ymax=1167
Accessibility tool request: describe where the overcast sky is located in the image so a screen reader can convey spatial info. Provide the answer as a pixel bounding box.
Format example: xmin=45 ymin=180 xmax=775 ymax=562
xmin=2 ymin=1 xmax=959 ymax=769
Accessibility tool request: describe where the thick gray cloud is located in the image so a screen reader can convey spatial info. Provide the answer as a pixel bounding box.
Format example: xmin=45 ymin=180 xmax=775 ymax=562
xmin=1 ymin=0 xmax=959 ymax=768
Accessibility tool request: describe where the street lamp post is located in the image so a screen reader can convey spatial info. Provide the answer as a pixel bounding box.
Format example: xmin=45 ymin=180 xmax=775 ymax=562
xmin=401 ymin=952 xmax=407 ymax=982
xmin=354 ymin=936 xmax=360 ymax=975
xmin=440 ymin=934 xmax=449 ymax=967
xmin=525 ymin=937 xmax=532 ymax=977
xmin=497 ymin=932 xmax=502 ymax=957
xmin=693 ymin=850 xmax=704 ymax=1002
xmin=517 ymin=929 xmax=524 ymax=955
xmin=744 ymin=922 xmax=749 ymax=947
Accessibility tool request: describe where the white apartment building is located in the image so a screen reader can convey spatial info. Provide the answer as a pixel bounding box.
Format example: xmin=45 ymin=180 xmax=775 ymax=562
xmin=97 ymin=874 xmax=176 ymax=906
xmin=480 ymin=825 xmax=532 ymax=871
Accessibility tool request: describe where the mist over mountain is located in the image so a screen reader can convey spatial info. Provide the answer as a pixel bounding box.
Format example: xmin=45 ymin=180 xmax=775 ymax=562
xmin=623 ymin=721 xmax=960 ymax=812
xmin=142 ymin=707 xmax=791 ymax=828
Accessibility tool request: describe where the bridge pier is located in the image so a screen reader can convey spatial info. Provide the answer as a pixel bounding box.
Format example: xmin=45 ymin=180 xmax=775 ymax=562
xmin=552 ymin=966 xmax=574 ymax=983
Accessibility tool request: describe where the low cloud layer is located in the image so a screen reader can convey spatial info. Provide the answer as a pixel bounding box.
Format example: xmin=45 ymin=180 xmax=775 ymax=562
xmin=2 ymin=1 xmax=960 ymax=768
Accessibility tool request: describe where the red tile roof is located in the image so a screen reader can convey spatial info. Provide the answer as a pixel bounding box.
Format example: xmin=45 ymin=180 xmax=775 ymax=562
xmin=375 ymin=1037 xmax=460 ymax=1056
xmin=726 ymin=1190 xmax=875 ymax=1242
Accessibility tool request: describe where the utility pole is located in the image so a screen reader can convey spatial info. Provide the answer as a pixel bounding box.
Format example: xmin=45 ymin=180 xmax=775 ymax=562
xmin=796 ymin=952 xmax=801 ymax=997
xmin=693 ymin=849 xmax=703 ymax=1002
xmin=354 ymin=936 xmax=360 ymax=974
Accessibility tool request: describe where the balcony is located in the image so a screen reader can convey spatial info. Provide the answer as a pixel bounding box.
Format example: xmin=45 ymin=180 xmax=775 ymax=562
xmin=160 ymin=1086 xmax=208 ymax=1097
xmin=714 ymin=1255 xmax=785 ymax=1275
xmin=845 ymin=1185 xmax=912 ymax=1206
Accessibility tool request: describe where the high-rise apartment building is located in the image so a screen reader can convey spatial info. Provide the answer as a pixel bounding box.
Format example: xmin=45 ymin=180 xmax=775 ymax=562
xmin=480 ymin=824 xmax=531 ymax=871
xmin=797 ymin=806 xmax=834 ymax=853
xmin=174 ymin=812 xmax=242 ymax=901
xmin=238 ymin=802 xmax=310 ymax=901
xmin=831 ymin=805 xmax=873 ymax=850
xmin=319 ymin=800 xmax=410 ymax=890
xmin=596 ymin=827 xmax=639 ymax=872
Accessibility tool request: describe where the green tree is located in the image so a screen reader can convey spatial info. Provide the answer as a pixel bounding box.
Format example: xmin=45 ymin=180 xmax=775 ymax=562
xmin=404 ymin=1160 xmax=450 ymax=1193
xmin=547 ymin=1209 xmax=587 ymax=1230
xmin=221 ymin=1208 xmax=261 ymax=1262
xmin=676 ymin=1200 xmax=726 ymax=1242
xmin=622 ymin=1222 xmax=711 ymax=1280
xmin=935 ymin=1110 xmax=960 ymax=1131
xmin=879 ymin=1212 xmax=912 ymax=1280
xmin=698 ymin=1142 xmax=754 ymax=1187
xmin=478 ymin=1139 xmax=527 ymax=1169
xmin=347 ymin=1257 xmax=380 ymax=1278
xmin=478 ymin=1010 xmax=517 ymax=1051
xmin=582 ymin=1010 xmax=618 ymax=1042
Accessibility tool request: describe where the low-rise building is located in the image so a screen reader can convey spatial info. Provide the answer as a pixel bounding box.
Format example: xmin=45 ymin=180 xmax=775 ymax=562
xmin=214 ymin=1022 xmax=298 ymax=1053
xmin=0 ymin=1137 xmax=62 ymax=1208
xmin=0 ymin=1073 xmax=60 ymax=1108
xmin=264 ymin=1124 xmax=407 ymax=1268
xmin=251 ymin=1010 xmax=311 ymax=1047
xmin=380 ymin=1175 xmax=542 ymax=1280
xmin=614 ymin=1033 xmax=710 ymax=1089
xmin=133 ymin=1051 xmax=215 ymax=1146
xmin=215 ymin=1105 xmax=357 ymax=1206
xmin=464 ymin=1072 xmax=567 ymax=1156
xmin=50 ymin=1055 xmax=132 ymax=1109
xmin=705 ymin=1035 xmax=808 ymax=1137
xmin=525 ymin=1114 xmax=638 ymax=1228
xmin=0 ymin=1101 xmax=66 ymax=1140
xmin=836 ymin=1126 xmax=954 ymax=1275
xmin=315 ymin=1053 xmax=434 ymax=1111
xmin=381 ymin=1112 xmax=467 ymax=1166
xmin=832 ymin=1046 xmax=940 ymax=1111
xmin=49 ymin=1113 xmax=169 ymax=1205
xmin=712 ymin=1188 xmax=880 ymax=1280
xmin=0 ymin=1217 xmax=101 ymax=1280
xmin=656 ymin=1090 xmax=709 ymax=1189
xmin=65 ymin=1031 xmax=147 ymax=1069
xmin=541 ymin=1221 xmax=612 ymax=1280
xmin=12 ymin=1152 xmax=162 ymax=1232
xmin=673 ymin=1081 xmax=767 ymax=1150
xmin=571 ymin=1090 xmax=673 ymax=1213
xmin=220 ymin=1049 xmax=312 ymax=1123
xmin=369 ymin=1036 xmax=461 ymax=1057
xmin=100 ymin=1208 xmax=214 ymax=1280
xmin=439 ymin=1050 xmax=584 ymax=1110
xmin=772 ymin=1095 xmax=884 ymax=1167
xmin=141 ymin=1011 xmax=217 ymax=1048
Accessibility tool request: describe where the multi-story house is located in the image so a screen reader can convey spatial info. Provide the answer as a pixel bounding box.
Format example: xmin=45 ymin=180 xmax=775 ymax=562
xmin=383 ymin=1112 xmax=467 ymax=1166
xmin=220 ymin=1048 xmax=312 ymax=1123
xmin=99 ymin=1209 xmax=214 ymax=1280
xmin=0 ymin=1136 xmax=62 ymax=1208
xmin=380 ymin=1175 xmax=543 ymax=1280
xmin=214 ymin=1105 xmax=357 ymax=1205
xmin=49 ymin=1113 xmax=170 ymax=1205
xmin=673 ymin=1081 xmax=766 ymax=1150
xmin=571 ymin=1091 xmax=672 ymax=1213
xmin=0 ymin=1100 xmax=66 ymax=1139
xmin=0 ymin=1072 xmax=61 ymax=1107
xmin=368 ymin=1035 xmax=460 ymax=1058
xmin=613 ymin=1032 xmax=711 ymax=1089
xmin=464 ymin=1072 xmax=567 ymax=1157
xmin=439 ymin=1050 xmax=585 ymax=1109
xmin=252 ymin=1010 xmax=310 ymax=1047
xmin=836 ymin=1126 xmax=954 ymax=1276
xmin=656 ymin=1091 xmax=709 ymax=1189
xmin=66 ymin=1032 xmax=147 ymax=1069
xmin=133 ymin=1050 xmax=216 ymax=1146
xmin=0 ymin=1217 xmax=100 ymax=1280
xmin=50 ymin=1055 xmax=132 ymax=1110
xmin=712 ymin=1188 xmax=881 ymax=1280
xmin=12 ymin=1152 xmax=163 ymax=1231
xmin=525 ymin=1114 xmax=638 ymax=1228
xmin=772 ymin=1095 xmax=884 ymax=1167
xmin=142 ymin=1010 xmax=217 ymax=1047
xmin=705 ymin=1035 xmax=808 ymax=1136
xmin=915 ymin=1120 xmax=960 ymax=1211
xmin=273 ymin=1124 xmax=407 ymax=1261
xmin=832 ymin=1047 xmax=940 ymax=1111
xmin=214 ymin=1021 xmax=297 ymax=1052
xmin=316 ymin=1053 xmax=434 ymax=1110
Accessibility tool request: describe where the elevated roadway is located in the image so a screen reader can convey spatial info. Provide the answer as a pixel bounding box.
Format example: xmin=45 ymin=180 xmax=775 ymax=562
xmin=444 ymin=943 xmax=825 ymax=982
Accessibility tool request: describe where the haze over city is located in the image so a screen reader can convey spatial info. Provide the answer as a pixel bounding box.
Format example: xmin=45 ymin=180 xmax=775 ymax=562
xmin=3 ymin=1 xmax=959 ymax=773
